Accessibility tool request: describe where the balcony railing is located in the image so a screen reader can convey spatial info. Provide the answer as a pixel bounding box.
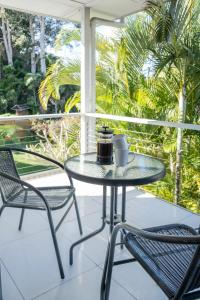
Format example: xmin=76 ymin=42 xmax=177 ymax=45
xmin=0 ymin=113 xmax=81 ymax=176
xmin=0 ymin=112 xmax=199 ymax=213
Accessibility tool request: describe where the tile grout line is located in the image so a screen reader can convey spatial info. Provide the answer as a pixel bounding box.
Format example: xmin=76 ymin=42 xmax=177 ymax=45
xmin=0 ymin=225 xmax=52 ymax=250
xmin=1 ymin=238 xmax=97 ymax=300
xmin=0 ymin=258 xmax=26 ymax=300
xmin=38 ymin=204 xmax=101 ymax=225
xmin=97 ymin=263 xmax=138 ymax=300
xmin=0 ymin=208 xmax=90 ymax=250
xmin=31 ymin=264 xmax=138 ymax=300
xmin=112 ymin=278 xmax=138 ymax=300
xmin=0 ymin=216 xmax=100 ymax=299
xmin=29 ymin=233 xmax=99 ymax=299
xmin=31 ymin=265 xmax=99 ymax=300
xmin=0 ymin=230 xmax=98 ymax=299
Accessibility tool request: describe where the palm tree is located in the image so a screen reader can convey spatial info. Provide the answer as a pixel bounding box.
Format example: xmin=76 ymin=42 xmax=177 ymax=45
xmin=39 ymin=58 xmax=80 ymax=111
xmin=120 ymin=0 xmax=200 ymax=204
xmin=144 ymin=0 xmax=200 ymax=204
xmin=38 ymin=2 xmax=200 ymax=206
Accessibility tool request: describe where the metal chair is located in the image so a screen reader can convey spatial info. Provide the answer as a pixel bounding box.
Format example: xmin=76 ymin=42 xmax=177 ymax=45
xmin=101 ymin=223 xmax=200 ymax=300
xmin=0 ymin=148 xmax=83 ymax=279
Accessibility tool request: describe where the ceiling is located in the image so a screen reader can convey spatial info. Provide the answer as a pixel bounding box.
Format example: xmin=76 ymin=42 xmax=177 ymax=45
xmin=0 ymin=0 xmax=147 ymax=22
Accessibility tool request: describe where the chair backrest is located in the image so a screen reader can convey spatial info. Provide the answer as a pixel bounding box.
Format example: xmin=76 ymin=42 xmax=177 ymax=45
xmin=0 ymin=149 xmax=23 ymax=202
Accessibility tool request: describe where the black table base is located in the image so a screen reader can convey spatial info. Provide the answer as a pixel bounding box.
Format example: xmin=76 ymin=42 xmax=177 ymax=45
xmin=65 ymin=152 xmax=166 ymax=265
xmin=69 ymin=185 xmax=126 ymax=265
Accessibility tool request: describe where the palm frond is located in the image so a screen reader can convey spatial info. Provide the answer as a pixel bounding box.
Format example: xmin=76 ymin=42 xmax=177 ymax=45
xmin=65 ymin=91 xmax=80 ymax=113
xmin=38 ymin=59 xmax=80 ymax=110
xmin=55 ymin=27 xmax=80 ymax=51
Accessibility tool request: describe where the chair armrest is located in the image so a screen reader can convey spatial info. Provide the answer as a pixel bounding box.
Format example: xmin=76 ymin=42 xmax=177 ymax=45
xmin=0 ymin=171 xmax=50 ymax=210
xmin=3 ymin=147 xmax=64 ymax=170
xmin=113 ymin=223 xmax=200 ymax=245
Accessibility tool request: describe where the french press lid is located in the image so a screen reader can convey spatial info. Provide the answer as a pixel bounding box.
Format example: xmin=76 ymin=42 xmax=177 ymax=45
xmin=98 ymin=126 xmax=113 ymax=135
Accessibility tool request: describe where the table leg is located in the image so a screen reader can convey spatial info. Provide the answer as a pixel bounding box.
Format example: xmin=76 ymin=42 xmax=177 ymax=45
xmin=120 ymin=186 xmax=126 ymax=249
xmin=109 ymin=187 xmax=115 ymax=234
xmin=114 ymin=187 xmax=118 ymax=215
xmin=69 ymin=185 xmax=107 ymax=265
xmin=121 ymin=187 xmax=126 ymax=223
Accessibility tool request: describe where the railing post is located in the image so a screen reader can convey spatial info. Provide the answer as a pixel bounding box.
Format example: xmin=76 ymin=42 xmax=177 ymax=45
xmin=87 ymin=16 xmax=97 ymax=152
xmin=80 ymin=7 xmax=91 ymax=154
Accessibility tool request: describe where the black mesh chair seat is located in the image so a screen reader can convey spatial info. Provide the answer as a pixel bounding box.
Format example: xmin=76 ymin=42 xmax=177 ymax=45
xmin=7 ymin=186 xmax=74 ymax=210
xmin=124 ymin=224 xmax=199 ymax=299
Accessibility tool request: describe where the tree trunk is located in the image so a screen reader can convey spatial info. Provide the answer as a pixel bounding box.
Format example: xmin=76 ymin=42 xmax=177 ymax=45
xmin=169 ymin=153 xmax=174 ymax=175
xmin=6 ymin=19 xmax=12 ymax=63
xmin=0 ymin=44 xmax=3 ymax=79
xmin=0 ymin=8 xmax=13 ymax=66
xmin=29 ymin=15 xmax=36 ymax=74
xmin=39 ymin=16 xmax=46 ymax=75
xmin=168 ymin=0 xmax=177 ymax=42
xmin=174 ymin=83 xmax=186 ymax=204
xmin=169 ymin=0 xmax=177 ymax=18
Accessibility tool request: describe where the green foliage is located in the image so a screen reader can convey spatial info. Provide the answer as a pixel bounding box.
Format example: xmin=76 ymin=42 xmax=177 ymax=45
xmin=28 ymin=117 xmax=80 ymax=163
xmin=24 ymin=73 xmax=42 ymax=113
xmin=37 ymin=0 xmax=200 ymax=212
xmin=39 ymin=59 xmax=80 ymax=111
xmin=0 ymin=8 xmax=66 ymax=114
xmin=55 ymin=27 xmax=80 ymax=51
xmin=0 ymin=62 xmax=42 ymax=113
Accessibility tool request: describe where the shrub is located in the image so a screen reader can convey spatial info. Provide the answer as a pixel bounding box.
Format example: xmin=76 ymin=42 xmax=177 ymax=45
xmin=27 ymin=116 xmax=80 ymax=163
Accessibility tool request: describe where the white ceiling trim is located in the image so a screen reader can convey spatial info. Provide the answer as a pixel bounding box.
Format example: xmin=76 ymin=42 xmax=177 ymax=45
xmin=0 ymin=0 xmax=147 ymax=21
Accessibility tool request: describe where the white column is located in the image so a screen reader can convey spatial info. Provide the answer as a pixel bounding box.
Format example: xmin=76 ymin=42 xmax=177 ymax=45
xmin=80 ymin=7 xmax=91 ymax=153
xmin=87 ymin=18 xmax=97 ymax=152
xmin=90 ymin=19 xmax=96 ymax=114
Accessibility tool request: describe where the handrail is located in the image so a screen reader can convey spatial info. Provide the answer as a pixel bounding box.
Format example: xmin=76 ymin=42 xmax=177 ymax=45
xmin=0 ymin=112 xmax=199 ymax=132
xmin=0 ymin=112 xmax=82 ymax=122
xmin=86 ymin=113 xmax=200 ymax=131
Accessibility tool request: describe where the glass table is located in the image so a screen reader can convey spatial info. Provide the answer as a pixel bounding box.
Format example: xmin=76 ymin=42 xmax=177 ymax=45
xmin=64 ymin=152 xmax=166 ymax=265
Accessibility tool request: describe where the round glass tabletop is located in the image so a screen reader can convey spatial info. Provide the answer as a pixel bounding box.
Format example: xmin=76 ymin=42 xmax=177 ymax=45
xmin=65 ymin=152 xmax=166 ymax=186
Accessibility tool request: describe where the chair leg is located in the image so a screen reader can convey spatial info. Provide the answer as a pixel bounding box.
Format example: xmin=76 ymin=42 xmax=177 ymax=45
xmin=101 ymin=231 xmax=118 ymax=300
xmin=183 ymin=290 xmax=200 ymax=300
xmin=55 ymin=200 xmax=74 ymax=232
xmin=101 ymin=244 xmax=110 ymax=300
xmin=73 ymin=194 xmax=83 ymax=235
xmin=68 ymin=177 xmax=83 ymax=235
xmin=46 ymin=209 xmax=65 ymax=279
xmin=0 ymin=205 xmax=5 ymax=217
xmin=18 ymin=191 xmax=27 ymax=231
xmin=18 ymin=208 xmax=25 ymax=231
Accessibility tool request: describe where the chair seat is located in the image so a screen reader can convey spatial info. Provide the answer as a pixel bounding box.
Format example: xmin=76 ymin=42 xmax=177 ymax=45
xmin=7 ymin=186 xmax=74 ymax=210
xmin=125 ymin=224 xmax=199 ymax=299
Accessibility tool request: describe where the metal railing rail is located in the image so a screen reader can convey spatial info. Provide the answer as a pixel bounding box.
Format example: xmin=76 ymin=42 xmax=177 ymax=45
xmin=86 ymin=113 xmax=200 ymax=132
xmin=0 ymin=112 xmax=199 ymax=131
xmin=0 ymin=112 xmax=81 ymax=122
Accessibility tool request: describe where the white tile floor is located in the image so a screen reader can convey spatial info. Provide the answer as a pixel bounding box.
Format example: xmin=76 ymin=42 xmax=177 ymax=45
xmin=0 ymin=171 xmax=199 ymax=300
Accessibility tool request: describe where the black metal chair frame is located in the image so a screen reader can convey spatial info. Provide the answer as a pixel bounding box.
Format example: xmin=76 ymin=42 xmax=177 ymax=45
xmin=101 ymin=223 xmax=200 ymax=300
xmin=0 ymin=147 xmax=83 ymax=279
